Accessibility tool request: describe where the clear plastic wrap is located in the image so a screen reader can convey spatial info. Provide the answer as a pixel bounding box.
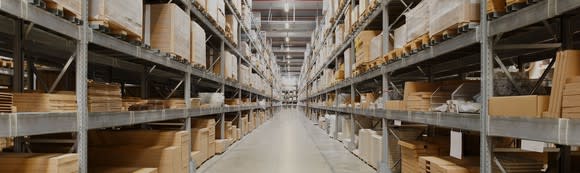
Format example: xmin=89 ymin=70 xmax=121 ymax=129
xmin=405 ymin=1 xmax=430 ymax=41
xmin=89 ymin=0 xmax=143 ymax=38
xmin=429 ymin=0 xmax=480 ymax=36
xmin=149 ymin=4 xmax=191 ymax=59
xmin=191 ymin=21 xmax=206 ymax=67
xmin=369 ymin=33 xmax=383 ymax=60
xmin=394 ymin=24 xmax=407 ymax=49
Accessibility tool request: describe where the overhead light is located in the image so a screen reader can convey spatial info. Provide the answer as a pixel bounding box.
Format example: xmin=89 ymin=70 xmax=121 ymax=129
xmin=287 ymin=55 xmax=291 ymax=59
xmin=285 ymin=37 xmax=290 ymax=42
xmin=284 ymin=2 xmax=289 ymax=12
xmin=285 ymin=22 xmax=290 ymax=29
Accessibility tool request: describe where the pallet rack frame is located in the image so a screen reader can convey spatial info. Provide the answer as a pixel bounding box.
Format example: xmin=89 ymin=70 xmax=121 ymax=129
xmin=0 ymin=0 xmax=282 ymax=172
xmin=299 ymin=0 xmax=580 ymax=173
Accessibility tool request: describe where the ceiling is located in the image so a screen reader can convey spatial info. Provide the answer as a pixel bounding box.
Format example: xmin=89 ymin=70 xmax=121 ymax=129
xmin=252 ymin=0 xmax=322 ymax=79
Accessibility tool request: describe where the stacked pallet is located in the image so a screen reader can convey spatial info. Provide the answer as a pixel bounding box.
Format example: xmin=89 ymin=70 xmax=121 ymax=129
xmin=429 ymin=0 xmax=480 ymax=44
xmin=354 ymin=30 xmax=381 ymax=71
xmin=88 ymin=130 xmax=190 ymax=173
xmin=122 ymin=97 xmax=147 ymax=111
xmin=405 ymin=1 xmax=430 ymax=53
xmin=0 ymin=92 xmax=12 ymax=113
xmin=406 ymin=92 xmax=449 ymax=112
xmin=0 ymin=153 xmax=78 ymax=172
xmin=190 ymin=21 xmax=206 ymax=69
xmin=191 ymin=128 xmax=209 ymax=167
xmin=494 ymin=155 xmax=544 ymax=173
xmin=487 ymin=0 xmax=506 ymax=17
xmin=44 ymin=0 xmax=82 ymax=19
xmin=89 ymin=0 xmax=143 ymax=42
xmin=399 ymin=140 xmax=447 ymax=173
xmin=148 ymin=4 xmax=191 ymax=60
xmin=419 ymin=156 xmax=480 ymax=173
xmin=212 ymin=52 xmax=238 ymax=80
xmin=225 ymin=98 xmax=240 ymax=106
xmin=13 ymin=92 xmax=77 ymax=112
xmin=563 ymin=76 xmax=580 ymax=119
xmin=163 ymin=99 xmax=186 ymax=109
xmin=192 ymin=119 xmax=216 ymax=156
xmin=544 ymin=50 xmax=580 ymax=118
xmin=88 ymin=81 xmax=122 ymax=112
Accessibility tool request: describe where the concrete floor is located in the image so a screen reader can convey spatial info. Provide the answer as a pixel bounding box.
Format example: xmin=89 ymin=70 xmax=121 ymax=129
xmin=197 ymin=108 xmax=375 ymax=173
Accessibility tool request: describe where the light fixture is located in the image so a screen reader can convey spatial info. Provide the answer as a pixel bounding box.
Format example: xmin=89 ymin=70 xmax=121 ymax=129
xmin=284 ymin=2 xmax=289 ymax=12
xmin=285 ymin=37 xmax=290 ymax=42
xmin=287 ymin=55 xmax=291 ymax=59
xmin=285 ymin=22 xmax=290 ymax=29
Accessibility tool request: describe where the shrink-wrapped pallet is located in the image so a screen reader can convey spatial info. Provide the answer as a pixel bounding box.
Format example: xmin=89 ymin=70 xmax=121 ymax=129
xmin=429 ymin=0 xmax=480 ymax=37
xmin=355 ymin=30 xmax=381 ymax=63
xmin=335 ymin=24 xmax=344 ymax=45
xmin=206 ymin=0 xmax=218 ymax=20
xmin=369 ymin=33 xmax=383 ymax=60
xmin=89 ymin=0 xmax=143 ymax=41
xmin=405 ymin=1 xmax=430 ymax=41
xmin=46 ymin=0 xmax=81 ymax=17
xmin=226 ymin=15 xmax=239 ymax=43
xmin=149 ymin=4 xmax=191 ymax=59
xmin=195 ymin=0 xmax=206 ymax=10
xmin=198 ymin=93 xmax=224 ymax=107
xmin=240 ymin=65 xmax=251 ymax=85
xmin=191 ymin=21 xmax=206 ymax=68
xmin=394 ymin=24 xmax=407 ymax=49
xmin=212 ymin=52 xmax=238 ymax=80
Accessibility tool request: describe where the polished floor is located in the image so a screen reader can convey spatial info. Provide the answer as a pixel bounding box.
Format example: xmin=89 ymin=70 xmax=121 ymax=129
xmin=197 ymin=108 xmax=375 ymax=173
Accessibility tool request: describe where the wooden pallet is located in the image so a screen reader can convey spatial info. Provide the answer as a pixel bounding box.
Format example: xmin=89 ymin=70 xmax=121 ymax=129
xmin=30 ymin=0 xmax=82 ymax=24
xmin=89 ymin=20 xmax=143 ymax=45
xmin=192 ymin=63 xmax=206 ymax=70
xmin=506 ymin=0 xmax=531 ymax=13
xmin=487 ymin=0 xmax=506 ymax=20
xmin=430 ymin=22 xmax=477 ymax=46
xmin=168 ymin=53 xmax=189 ymax=64
xmin=407 ymin=34 xmax=429 ymax=54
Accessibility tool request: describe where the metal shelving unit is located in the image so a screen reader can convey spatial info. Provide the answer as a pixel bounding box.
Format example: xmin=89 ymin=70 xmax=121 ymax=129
xmin=0 ymin=0 xmax=280 ymax=172
xmin=299 ymin=0 xmax=580 ymax=173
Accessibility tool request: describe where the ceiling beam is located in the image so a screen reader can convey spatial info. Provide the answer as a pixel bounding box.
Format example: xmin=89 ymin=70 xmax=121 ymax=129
xmin=267 ymin=31 xmax=311 ymax=38
xmin=253 ymin=1 xmax=323 ymax=10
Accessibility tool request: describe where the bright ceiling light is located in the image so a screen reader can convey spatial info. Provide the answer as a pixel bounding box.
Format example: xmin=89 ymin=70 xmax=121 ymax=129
xmin=287 ymin=55 xmax=291 ymax=59
xmin=285 ymin=22 xmax=290 ymax=29
xmin=285 ymin=37 xmax=290 ymax=42
xmin=284 ymin=2 xmax=289 ymax=12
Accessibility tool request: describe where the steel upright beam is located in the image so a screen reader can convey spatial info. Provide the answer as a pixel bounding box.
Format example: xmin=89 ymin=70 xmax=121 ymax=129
xmin=13 ymin=19 xmax=24 ymax=93
xmin=379 ymin=1 xmax=392 ymax=171
xmin=185 ymin=70 xmax=193 ymax=172
xmin=77 ymin=0 xmax=89 ymax=172
xmin=348 ymin=34 xmax=356 ymax=150
xmin=480 ymin=0 xmax=493 ymax=172
xmin=220 ymin=40 xmax=226 ymax=139
xmin=557 ymin=14 xmax=574 ymax=173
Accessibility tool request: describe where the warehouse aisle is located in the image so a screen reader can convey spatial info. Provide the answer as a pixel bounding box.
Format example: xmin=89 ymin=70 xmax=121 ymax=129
xmin=197 ymin=108 xmax=375 ymax=173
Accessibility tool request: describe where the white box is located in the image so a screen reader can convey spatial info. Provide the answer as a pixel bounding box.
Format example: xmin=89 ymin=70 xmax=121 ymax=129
xmin=191 ymin=21 xmax=206 ymax=67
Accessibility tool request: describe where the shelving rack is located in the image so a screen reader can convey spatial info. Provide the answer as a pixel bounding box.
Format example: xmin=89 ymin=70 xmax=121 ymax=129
xmin=0 ymin=0 xmax=281 ymax=172
xmin=298 ymin=0 xmax=580 ymax=173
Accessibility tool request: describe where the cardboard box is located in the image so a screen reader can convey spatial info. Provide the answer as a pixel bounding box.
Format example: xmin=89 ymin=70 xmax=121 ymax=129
xmin=489 ymin=95 xmax=549 ymax=118
xmin=191 ymin=151 xmax=204 ymax=167
xmin=226 ymin=15 xmax=239 ymax=43
xmin=149 ymin=4 xmax=191 ymax=59
xmin=191 ymin=128 xmax=209 ymax=161
xmin=89 ymin=0 xmax=143 ymax=40
xmin=215 ymin=139 xmax=229 ymax=154
xmin=0 ymin=153 xmax=78 ymax=172
xmin=212 ymin=52 xmax=238 ymax=80
xmin=429 ymin=0 xmax=480 ymax=38
xmin=385 ymin=100 xmax=405 ymax=111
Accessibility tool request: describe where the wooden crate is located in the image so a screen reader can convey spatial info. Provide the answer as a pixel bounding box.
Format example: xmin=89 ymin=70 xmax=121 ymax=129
xmin=0 ymin=153 xmax=78 ymax=173
xmin=89 ymin=0 xmax=143 ymax=42
xmin=148 ymin=4 xmax=191 ymax=60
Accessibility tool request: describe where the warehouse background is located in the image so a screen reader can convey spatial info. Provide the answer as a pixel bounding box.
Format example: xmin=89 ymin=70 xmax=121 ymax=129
xmin=0 ymin=0 xmax=579 ymax=173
